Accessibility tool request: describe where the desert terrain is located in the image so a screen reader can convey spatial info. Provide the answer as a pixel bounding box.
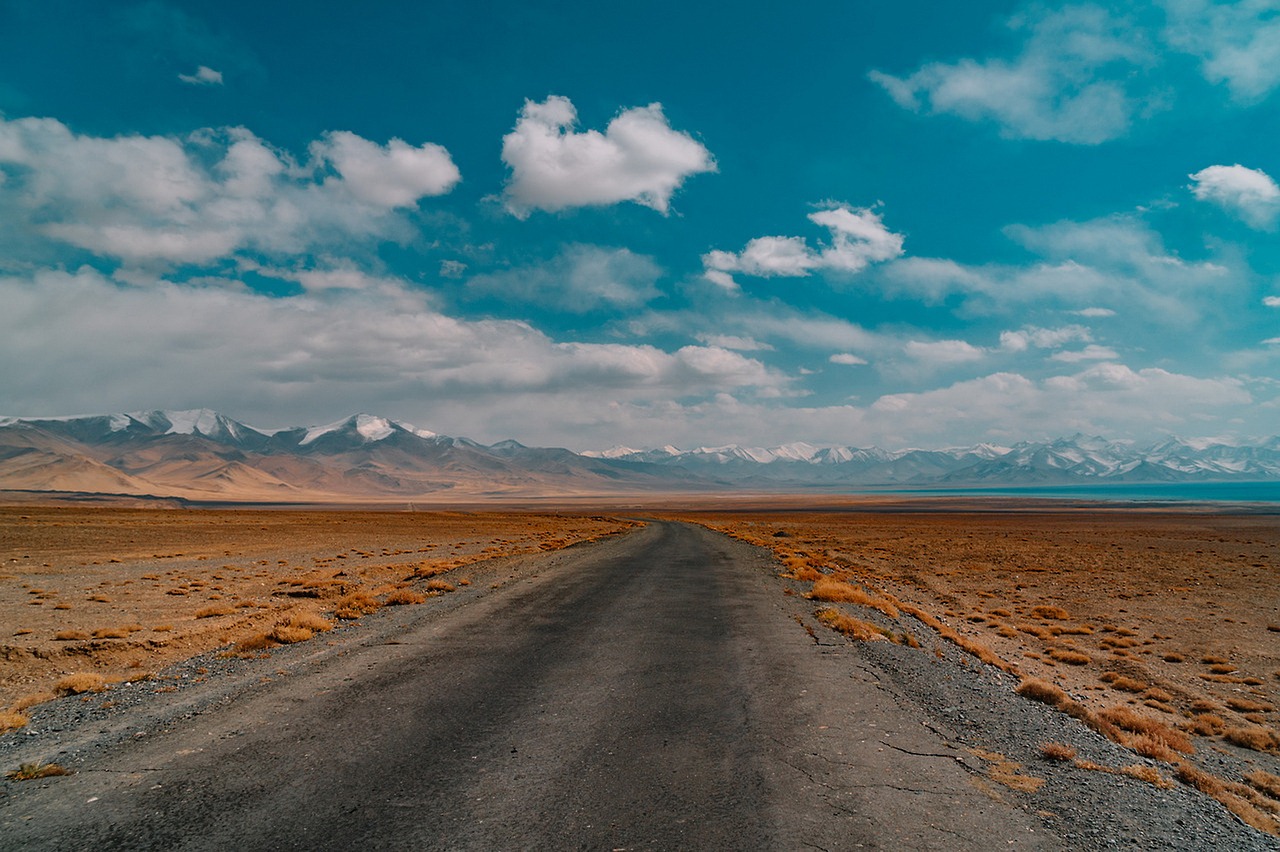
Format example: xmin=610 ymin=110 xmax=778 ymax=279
xmin=0 ymin=506 xmax=636 ymax=716
xmin=1 ymin=498 xmax=1278 ymax=845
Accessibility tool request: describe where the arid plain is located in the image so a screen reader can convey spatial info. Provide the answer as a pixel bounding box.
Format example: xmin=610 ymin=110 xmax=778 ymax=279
xmin=2 ymin=498 xmax=1278 ymax=839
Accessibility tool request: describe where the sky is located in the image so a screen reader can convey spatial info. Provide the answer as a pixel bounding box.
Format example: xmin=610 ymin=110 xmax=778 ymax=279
xmin=1 ymin=0 xmax=1277 ymax=451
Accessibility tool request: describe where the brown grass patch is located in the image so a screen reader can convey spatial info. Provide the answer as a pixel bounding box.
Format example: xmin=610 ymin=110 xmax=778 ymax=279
xmin=1226 ymin=697 xmax=1274 ymax=713
xmin=6 ymin=761 xmax=71 ymax=780
xmin=1039 ymin=742 xmax=1077 ymax=761
xmin=1047 ymin=648 xmax=1091 ymax=666
xmin=1017 ymin=678 xmax=1070 ymax=708
xmin=1097 ymin=705 xmax=1194 ymax=756
xmin=333 ymin=591 xmax=381 ymax=619
xmin=808 ymin=577 xmax=899 ymax=617
xmin=53 ymin=673 xmax=107 ymax=696
xmin=194 ymin=605 xmax=235 ymax=619
xmin=969 ymin=747 xmax=1046 ymax=793
xmin=424 ymin=579 xmax=456 ymax=594
xmin=1223 ymin=725 xmax=1280 ymax=752
xmin=91 ymin=627 xmax=130 ymax=639
xmin=815 ymin=607 xmax=887 ymax=642
xmin=53 ymin=630 xmax=89 ymax=641
xmin=383 ymin=589 xmax=427 ymax=606
xmin=0 ymin=710 xmax=29 ymax=732
xmin=1030 ymin=605 xmax=1070 ymax=620
xmin=1244 ymin=770 xmax=1280 ymax=800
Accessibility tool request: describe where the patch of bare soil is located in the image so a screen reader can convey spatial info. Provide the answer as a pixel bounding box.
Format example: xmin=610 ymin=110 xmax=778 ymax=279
xmin=0 ymin=507 xmax=638 ymax=718
xmin=671 ymin=505 xmax=1280 ymax=837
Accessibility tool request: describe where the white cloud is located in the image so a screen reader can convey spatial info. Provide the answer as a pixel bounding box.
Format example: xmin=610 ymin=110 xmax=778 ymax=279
xmin=1189 ymin=164 xmax=1280 ymax=230
xmin=500 ymin=95 xmax=715 ymax=217
xmin=1072 ymin=306 xmax=1116 ymax=317
xmin=904 ymin=339 xmax=987 ymax=365
xmin=0 ymin=117 xmax=459 ymax=267
xmin=703 ymin=204 xmax=904 ymax=284
xmin=1265 ymin=296 xmax=1280 ymax=308
xmin=1162 ymin=0 xmax=1280 ymax=102
xmin=0 ymin=268 xmax=788 ymax=441
xmin=310 ymin=131 xmax=460 ymax=208
xmin=999 ymin=325 xmax=1092 ymax=351
xmin=829 ymin=353 xmax=868 ymax=365
xmin=869 ymin=5 xmax=1151 ymax=143
xmin=178 ymin=65 xmax=223 ymax=86
xmin=1050 ymin=344 xmax=1120 ymax=362
xmin=467 ymin=245 xmax=662 ymax=312
xmin=696 ymin=335 xmax=774 ymax=352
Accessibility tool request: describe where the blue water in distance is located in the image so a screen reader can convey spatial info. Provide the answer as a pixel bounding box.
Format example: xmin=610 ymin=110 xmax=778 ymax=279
xmin=862 ymin=481 xmax=1280 ymax=505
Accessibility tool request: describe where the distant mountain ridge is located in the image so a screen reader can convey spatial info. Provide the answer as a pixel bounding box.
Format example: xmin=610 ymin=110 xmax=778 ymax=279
xmin=1 ymin=408 xmax=1278 ymax=502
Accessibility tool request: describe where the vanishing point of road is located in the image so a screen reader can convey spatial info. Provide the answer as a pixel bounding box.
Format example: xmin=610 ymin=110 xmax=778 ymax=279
xmin=1 ymin=521 xmax=1052 ymax=850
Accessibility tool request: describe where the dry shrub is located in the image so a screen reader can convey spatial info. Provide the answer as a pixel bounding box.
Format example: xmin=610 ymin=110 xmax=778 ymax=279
xmin=425 ymin=579 xmax=456 ymax=594
xmin=1017 ymin=623 xmax=1054 ymax=639
xmin=1039 ymin=742 xmax=1077 ymax=761
xmin=92 ymin=627 xmax=129 ymax=639
xmin=13 ymin=692 xmax=55 ymax=712
xmin=1245 ymin=770 xmax=1280 ymax=800
xmin=969 ymin=747 xmax=1045 ymax=793
xmin=1030 ymin=605 xmax=1070 ymax=620
xmin=1227 ymin=697 xmax=1274 ymax=713
xmin=1017 ymin=678 xmax=1069 ymax=708
xmin=269 ymin=625 xmax=314 ymax=644
xmin=1048 ymin=648 xmax=1092 ymax=666
xmin=788 ymin=563 xmax=825 ymax=582
xmin=1189 ymin=713 xmax=1226 ymax=735
xmin=1120 ymin=764 xmax=1175 ymax=789
xmin=152 ymin=624 xmax=173 ymax=632
xmin=808 ymin=577 xmax=899 ymax=617
xmin=6 ymin=762 xmax=70 ymax=780
xmin=54 ymin=673 xmax=106 ymax=696
xmin=383 ymin=589 xmax=427 ymax=606
xmin=815 ymin=607 xmax=887 ymax=642
xmin=1177 ymin=764 xmax=1278 ymax=835
xmin=1143 ymin=687 xmax=1174 ymax=702
xmin=195 ymin=605 xmax=235 ymax=619
xmin=1101 ymin=672 xmax=1148 ymax=692
xmin=1223 ymin=725 xmax=1280 ymax=752
xmin=1098 ymin=705 xmax=1194 ymax=755
xmin=234 ymin=633 xmax=278 ymax=653
xmin=1163 ymin=653 xmax=1185 ymax=663
xmin=333 ymin=592 xmax=381 ymax=620
xmin=53 ymin=630 xmax=89 ymax=641
xmin=0 ymin=711 xmax=29 ymax=732
xmin=898 ymin=602 xmax=1018 ymax=674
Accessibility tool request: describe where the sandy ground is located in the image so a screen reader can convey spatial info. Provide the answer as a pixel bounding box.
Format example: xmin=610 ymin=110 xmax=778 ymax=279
xmin=0 ymin=507 xmax=636 ymax=714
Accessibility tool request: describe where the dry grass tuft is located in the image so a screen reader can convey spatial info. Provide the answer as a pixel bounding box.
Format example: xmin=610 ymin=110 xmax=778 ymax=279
xmin=1030 ymin=605 xmax=1071 ymax=620
xmin=969 ymin=747 xmax=1046 ymax=793
xmin=53 ymin=673 xmax=106 ymax=696
xmin=91 ymin=627 xmax=129 ymax=639
xmin=0 ymin=710 xmax=29 ymax=732
xmin=1047 ymin=648 xmax=1091 ymax=666
xmin=815 ymin=607 xmax=887 ymax=642
xmin=6 ymin=762 xmax=70 ymax=780
xmin=1244 ymin=770 xmax=1280 ymax=800
xmin=333 ymin=591 xmax=381 ymax=619
xmin=383 ymin=589 xmax=427 ymax=606
xmin=1223 ymin=725 xmax=1280 ymax=752
xmin=1176 ymin=764 xmax=1279 ymax=835
xmin=1016 ymin=678 xmax=1070 ymax=708
xmin=53 ymin=630 xmax=89 ymax=641
xmin=1226 ymin=697 xmax=1274 ymax=713
xmin=194 ymin=605 xmax=235 ymax=619
xmin=425 ymin=579 xmax=456 ymax=594
xmin=1039 ymin=742 xmax=1077 ymax=761
xmin=808 ymin=577 xmax=899 ymax=617
xmin=1098 ymin=705 xmax=1195 ymax=756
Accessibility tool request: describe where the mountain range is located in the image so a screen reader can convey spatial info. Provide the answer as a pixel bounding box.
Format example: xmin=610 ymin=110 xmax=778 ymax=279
xmin=1 ymin=409 xmax=1278 ymax=503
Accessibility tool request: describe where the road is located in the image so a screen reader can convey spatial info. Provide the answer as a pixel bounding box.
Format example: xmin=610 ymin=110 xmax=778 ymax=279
xmin=1 ymin=521 xmax=1053 ymax=850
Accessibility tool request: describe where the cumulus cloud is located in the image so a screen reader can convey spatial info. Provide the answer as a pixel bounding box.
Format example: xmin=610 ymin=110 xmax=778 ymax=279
xmin=869 ymin=5 xmax=1151 ymax=143
xmin=1189 ymin=164 xmax=1280 ymax=229
xmin=1162 ymin=0 xmax=1280 ymax=102
xmin=1265 ymin=296 xmax=1280 ymax=308
xmin=703 ymin=204 xmax=904 ymax=285
xmin=178 ymin=65 xmax=223 ymax=85
xmin=500 ymin=95 xmax=715 ymax=217
xmin=903 ymin=339 xmax=987 ymax=365
xmin=1051 ymin=344 xmax=1119 ymax=362
xmin=829 ymin=353 xmax=868 ymax=366
xmin=0 ymin=116 xmax=460 ymax=267
xmin=999 ymin=325 xmax=1092 ymax=351
xmin=466 ymin=245 xmax=662 ymax=312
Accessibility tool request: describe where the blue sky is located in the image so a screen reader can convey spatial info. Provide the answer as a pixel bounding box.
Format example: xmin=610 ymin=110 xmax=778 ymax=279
xmin=1 ymin=0 xmax=1277 ymax=450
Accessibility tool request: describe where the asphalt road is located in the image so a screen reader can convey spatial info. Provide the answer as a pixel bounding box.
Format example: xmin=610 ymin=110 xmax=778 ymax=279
xmin=1 ymin=521 xmax=1054 ymax=850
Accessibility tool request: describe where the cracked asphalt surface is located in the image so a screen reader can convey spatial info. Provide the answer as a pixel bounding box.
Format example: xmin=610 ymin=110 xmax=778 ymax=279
xmin=1 ymin=521 xmax=1054 ymax=850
